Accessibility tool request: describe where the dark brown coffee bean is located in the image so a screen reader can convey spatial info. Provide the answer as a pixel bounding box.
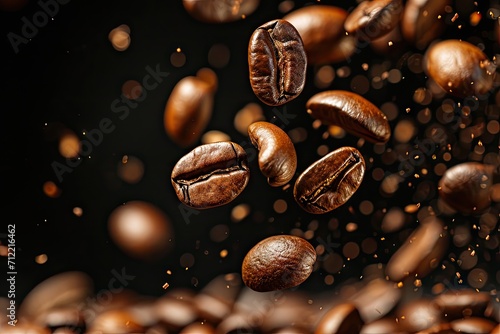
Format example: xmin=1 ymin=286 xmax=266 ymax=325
xmin=424 ymin=40 xmax=495 ymax=98
xmin=283 ymin=5 xmax=357 ymax=65
xmin=314 ymin=303 xmax=364 ymax=334
xmin=164 ymin=75 xmax=214 ymax=147
xmin=306 ymin=90 xmax=391 ymax=143
xmin=293 ymin=146 xmax=366 ymax=214
xmin=108 ymin=200 xmax=174 ymax=260
xmin=344 ymin=0 xmax=403 ymax=41
xmin=241 ymin=235 xmax=316 ymax=292
xmin=248 ymin=19 xmax=306 ymax=106
xmin=182 ymin=0 xmax=260 ymax=23
xmin=401 ymin=0 xmax=450 ymax=50
xmin=386 ymin=216 xmax=449 ymax=282
xmin=438 ymin=162 xmax=496 ymax=215
xmin=433 ymin=289 xmax=492 ymax=320
xmin=396 ymin=299 xmax=443 ymax=333
xmin=450 ymin=318 xmax=497 ymax=334
xmin=171 ymin=141 xmax=250 ymax=209
xmin=248 ymin=121 xmax=297 ymax=186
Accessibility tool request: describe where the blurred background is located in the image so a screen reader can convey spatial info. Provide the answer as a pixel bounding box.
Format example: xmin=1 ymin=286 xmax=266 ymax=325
xmin=0 ymin=0 xmax=499 ymax=307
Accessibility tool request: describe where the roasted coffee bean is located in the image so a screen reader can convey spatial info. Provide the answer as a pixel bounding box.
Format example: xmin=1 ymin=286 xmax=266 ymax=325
xmin=438 ymin=162 xmax=496 ymax=215
xmin=107 ymin=200 xmax=174 ymax=260
xmin=248 ymin=121 xmax=297 ymax=186
xmin=164 ymin=75 xmax=214 ymax=147
xmin=241 ymin=235 xmax=316 ymax=292
xmin=155 ymin=294 xmax=199 ymax=330
xmin=416 ymin=323 xmax=457 ymax=334
xmin=179 ymin=322 xmax=216 ymax=334
xmin=283 ymin=5 xmax=356 ymax=65
xmin=401 ymin=0 xmax=450 ymax=50
xmin=314 ymin=303 xmax=364 ymax=334
xmin=35 ymin=307 xmax=85 ymax=333
xmin=360 ymin=318 xmax=404 ymax=334
xmin=248 ymin=19 xmax=306 ymax=106
xmin=491 ymin=323 xmax=500 ymax=334
xmin=86 ymin=310 xmax=144 ymax=334
xmin=396 ymin=299 xmax=443 ymax=333
xmin=433 ymin=289 xmax=492 ymax=320
xmin=182 ymin=0 xmax=260 ymax=23
xmin=0 ymin=322 xmax=51 ymax=334
xmin=450 ymin=318 xmax=497 ymax=334
xmin=293 ymin=146 xmax=365 ymax=214
xmin=424 ymin=40 xmax=495 ymax=98
xmin=386 ymin=216 xmax=449 ymax=282
xmin=344 ymin=0 xmax=403 ymax=41
xmin=306 ymin=90 xmax=391 ymax=143
xmin=171 ymin=141 xmax=250 ymax=209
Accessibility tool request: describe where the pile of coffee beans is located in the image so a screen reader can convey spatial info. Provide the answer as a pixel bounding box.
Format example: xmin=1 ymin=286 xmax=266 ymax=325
xmin=3 ymin=0 xmax=500 ymax=333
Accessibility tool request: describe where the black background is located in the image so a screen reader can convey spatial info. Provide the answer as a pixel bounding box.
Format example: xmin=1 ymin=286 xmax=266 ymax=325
xmin=0 ymin=0 xmax=499 ymax=306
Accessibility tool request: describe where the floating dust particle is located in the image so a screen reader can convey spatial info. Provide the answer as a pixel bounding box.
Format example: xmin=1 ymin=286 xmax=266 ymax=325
xmin=170 ymin=49 xmax=186 ymax=67
xmin=346 ymin=222 xmax=358 ymax=232
xmin=73 ymin=207 xmax=83 ymax=217
xmin=117 ymin=155 xmax=144 ymax=184
xmin=180 ymin=253 xmax=195 ymax=269
xmin=470 ymin=11 xmax=481 ymax=26
xmin=343 ymin=242 xmax=360 ymax=259
xmin=162 ymin=282 xmax=170 ymax=289
xmin=231 ymin=203 xmax=251 ymax=222
xmin=121 ymin=80 xmax=143 ymax=100
xmin=166 ymin=270 xmax=172 ymax=275
xmin=35 ymin=254 xmax=48 ymax=264
xmin=404 ymin=203 xmax=420 ymax=213
xmin=43 ymin=181 xmax=61 ymax=198
xmin=58 ymin=130 xmax=80 ymax=158
xmin=359 ymin=200 xmax=374 ymax=215
xmin=314 ymin=65 xmax=335 ymax=89
xmin=324 ymin=275 xmax=334 ymax=285
xmin=220 ymin=249 xmax=228 ymax=258
xmin=108 ymin=25 xmax=131 ymax=51
xmin=210 ymin=224 xmax=229 ymax=242
xmin=414 ymin=279 xmax=422 ymax=287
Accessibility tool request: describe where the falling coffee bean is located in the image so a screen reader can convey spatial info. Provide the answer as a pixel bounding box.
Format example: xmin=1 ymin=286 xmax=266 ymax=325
xmin=248 ymin=121 xmax=297 ymax=187
xmin=344 ymin=0 xmax=403 ymax=41
xmin=248 ymin=19 xmax=307 ymax=106
xmin=294 ymin=146 xmax=366 ymax=214
xmin=423 ymin=40 xmax=495 ymax=98
xmin=306 ymin=90 xmax=391 ymax=143
xmin=171 ymin=141 xmax=250 ymax=209
xmin=241 ymin=235 xmax=316 ymax=292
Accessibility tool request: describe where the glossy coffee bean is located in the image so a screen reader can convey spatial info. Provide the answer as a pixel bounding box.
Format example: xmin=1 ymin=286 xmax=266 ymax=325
xmin=283 ymin=5 xmax=357 ymax=65
xmin=344 ymin=0 xmax=403 ymax=41
xmin=248 ymin=19 xmax=306 ymax=106
xmin=164 ymin=75 xmax=214 ymax=147
xmin=438 ymin=162 xmax=496 ymax=215
xmin=424 ymin=40 xmax=495 ymax=98
xmin=248 ymin=121 xmax=297 ymax=186
xmin=314 ymin=303 xmax=364 ymax=334
xmin=433 ymin=289 xmax=492 ymax=320
xmin=107 ymin=200 xmax=174 ymax=260
xmin=306 ymin=90 xmax=391 ymax=143
xmin=402 ymin=0 xmax=450 ymax=50
xmin=86 ymin=309 xmax=144 ymax=334
xmin=396 ymin=299 xmax=443 ymax=333
xmin=182 ymin=0 xmax=260 ymax=23
xmin=450 ymin=318 xmax=497 ymax=334
xmin=293 ymin=146 xmax=365 ymax=214
xmin=241 ymin=235 xmax=316 ymax=292
xmin=386 ymin=216 xmax=449 ymax=282
xmin=171 ymin=141 xmax=250 ymax=209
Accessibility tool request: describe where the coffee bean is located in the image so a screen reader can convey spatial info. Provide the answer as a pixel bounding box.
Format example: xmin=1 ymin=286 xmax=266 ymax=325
xmin=248 ymin=19 xmax=307 ymax=106
xmin=396 ymin=299 xmax=443 ymax=333
xmin=491 ymin=324 xmax=500 ymax=334
xmin=306 ymin=90 xmax=391 ymax=143
xmin=164 ymin=75 xmax=214 ymax=148
xmin=293 ymin=146 xmax=366 ymax=214
xmin=416 ymin=323 xmax=457 ymax=334
xmin=87 ymin=310 xmax=144 ymax=334
xmin=438 ymin=162 xmax=496 ymax=215
xmin=433 ymin=289 xmax=492 ymax=320
xmin=344 ymin=0 xmax=403 ymax=41
xmin=248 ymin=121 xmax=297 ymax=186
xmin=182 ymin=0 xmax=260 ymax=23
xmin=450 ymin=318 xmax=497 ymax=334
xmin=385 ymin=216 xmax=449 ymax=282
xmin=402 ymin=0 xmax=450 ymax=50
xmin=360 ymin=318 xmax=404 ymax=334
xmin=171 ymin=141 xmax=250 ymax=209
xmin=283 ymin=5 xmax=357 ymax=65
xmin=241 ymin=235 xmax=316 ymax=292
xmin=0 ymin=322 xmax=51 ymax=334
xmin=155 ymin=295 xmax=199 ymax=330
xmin=424 ymin=40 xmax=495 ymax=98
xmin=314 ymin=303 xmax=364 ymax=334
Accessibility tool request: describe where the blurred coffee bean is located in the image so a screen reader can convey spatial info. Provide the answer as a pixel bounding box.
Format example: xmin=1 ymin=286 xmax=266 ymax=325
xmin=182 ymin=0 xmax=259 ymax=23
xmin=179 ymin=322 xmax=216 ymax=334
xmin=360 ymin=318 xmax=405 ymax=334
xmin=261 ymin=292 xmax=315 ymax=333
xmin=196 ymin=67 xmax=218 ymax=93
xmin=306 ymin=90 xmax=391 ymax=143
xmin=86 ymin=309 xmax=144 ymax=334
xmin=215 ymin=312 xmax=260 ymax=334
xmin=241 ymin=235 xmax=316 ymax=292
xmin=155 ymin=295 xmax=199 ymax=331
xmin=424 ymin=40 xmax=495 ymax=98
xmin=0 ymin=322 xmax=51 ymax=334
xmin=433 ymin=289 xmax=492 ymax=319
xmin=248 ymin=121 xmax=297 ymax=186
xmin=396 ymin=299 xmax=443 ymax=332
xmin=164 ymin=75 xmax=214 ymax=147
xmin=438 ymin=162 xmax=496 ymax=215
xmin=294 ymin=146 xmax=366 ymax=214
xmin=491 ymin=323 xmax=500 ymax=334
xmin=35 ymin=307 xmax=85 ymax=334
xmin=450 ymin=317 xmax=497 ymax=333
xmin=349 ymin=278 xmax=402 ymax=323
xmin=344 ymin=0 xmax=403 ymax=41
xmin=248 ymin=19 xmax=306 ymax=106
xmin=401 ymin=0 xmax=450 ymax=50
xmin=416 ymin=323 xmax=457 ymax=333
xmin=314 ymin=302 xmax=364 ymax=334
xmin=171 ymin=141 xmax=250 ymax=209
xmin=107 ymin=200 xmax=174 ymax=260
xmin=19 ymin=271 xmax=93 ymax=321
xmin=283 ymin=5 xmax=357 ymax=65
